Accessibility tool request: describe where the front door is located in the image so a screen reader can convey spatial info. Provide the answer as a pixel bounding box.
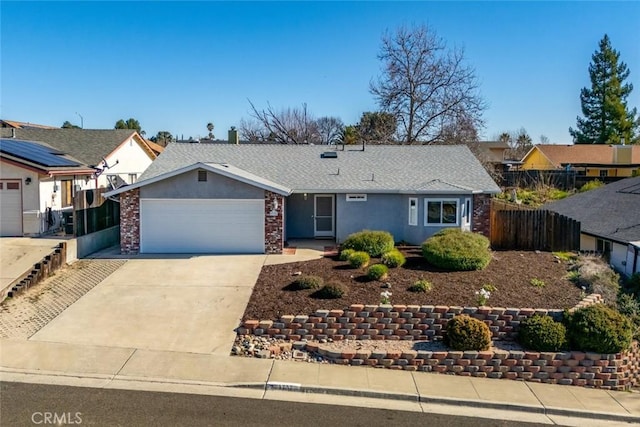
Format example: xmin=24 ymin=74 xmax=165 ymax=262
xmin=314 ymin=194 xmax=334 ymax=237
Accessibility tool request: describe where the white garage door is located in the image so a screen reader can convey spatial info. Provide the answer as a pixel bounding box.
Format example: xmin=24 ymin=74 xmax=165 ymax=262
xmin=140 ymin=199 xmax=265 ymax=253
xmin=0 ymin=180 xmax=23 ymax=236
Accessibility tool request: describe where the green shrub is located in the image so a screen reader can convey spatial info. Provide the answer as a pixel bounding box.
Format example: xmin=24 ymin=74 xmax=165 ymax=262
xmin=445 ymin=315 xmax=492 ymax=351
xmin=341 ymin=230 xmax=395 ymax=257
xmin=367 ymin=264 xmax=389 ymax=281
xmin=315 ymin=281 xmax=346 ymax=299
xmin=518 ymin=315 xmax=567 ymax=352
xmin=290 ymin=275 xmax=324 ymax=290
xmin=530 ymin=278 xmax=546 ymax=288
xmin=579 ymin=179 xmax=605 ymax=193
xmin=624 ymin=273 xmax=640 ymax=296
xmin=422 ymin=229 xmax=491 ymax=271
xmin=409 ymin=279 xmax=432 ymax=293
xmin=565 ymin=304 xmax=633 ymax=353
xmin=339 ymin=248 xmax=356 ymax=261
xmin=348 ymin=251 xmax=370 ymax=268
xmin=381 ymin=249 xmax=406 ymax=268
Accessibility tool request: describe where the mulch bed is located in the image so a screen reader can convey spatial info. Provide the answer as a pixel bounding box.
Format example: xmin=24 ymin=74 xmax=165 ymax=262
xmin=242 ymin=248 xmax=583 ymax=321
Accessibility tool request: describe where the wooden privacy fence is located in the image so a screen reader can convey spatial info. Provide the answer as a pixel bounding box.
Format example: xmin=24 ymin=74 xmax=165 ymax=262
xmin=74 ymin=188 xmax=120 ymax=237
xmin=490 ymin=208 xmax=580 ymax=252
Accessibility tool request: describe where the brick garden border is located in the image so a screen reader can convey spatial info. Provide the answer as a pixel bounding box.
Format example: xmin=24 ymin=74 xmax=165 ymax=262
xmin=239 ymin=294 xmax=640 ymax=390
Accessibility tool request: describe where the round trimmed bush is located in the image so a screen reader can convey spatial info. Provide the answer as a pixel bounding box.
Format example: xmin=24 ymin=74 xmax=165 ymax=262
xmin=381 ymin=249 xmax=406 ymax=268
xmin=341 ymin=230 xmax=395 ymax=257
xmin=290 ymin=275 xmax=324 ymax=290
xmin=367 ymin=264 xmax=389 ymax=281
xmin=518 ymin=315 xmax=567 ymax=352
xmin=408 ymin=279 xmax=432 ymax=293
xmin=348 ymin=251 xmax=370 ymax=268
xmin=339 ymin=248 xmax=356 ymax=261
xmin=445 ymin=315 xmax=492 ymax=351
xmin=565 ymin=304 xmax=633 ymax=353
xmin=422 ymin=229 xmax=491 ymax=271
xmin=315 ymin=281 xmax=346 ymax=299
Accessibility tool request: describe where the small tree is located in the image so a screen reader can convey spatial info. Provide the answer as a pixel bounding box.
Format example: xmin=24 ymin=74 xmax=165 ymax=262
xmin=115 ymin=118 xmax=142 ymax=133
xmin=61 ymin=120 xmax=80 ymax=129
xmin=206 ymin=122 xmax=215 ymax=139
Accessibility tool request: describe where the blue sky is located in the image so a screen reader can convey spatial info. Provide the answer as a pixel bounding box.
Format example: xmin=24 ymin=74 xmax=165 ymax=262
xmin=2 ymin=1 xmax=639 ymax=144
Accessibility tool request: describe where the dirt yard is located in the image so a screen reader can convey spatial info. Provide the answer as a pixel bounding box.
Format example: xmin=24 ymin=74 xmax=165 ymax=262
xmin=242 ymin=248 xmax=583 ymax=320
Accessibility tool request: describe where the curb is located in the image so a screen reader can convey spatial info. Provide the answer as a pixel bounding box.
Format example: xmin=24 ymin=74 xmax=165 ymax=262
xmin=3 ymin=368 xmax=639 ymax=424
xmin=245 ymin=381 xmax=640 ymax=424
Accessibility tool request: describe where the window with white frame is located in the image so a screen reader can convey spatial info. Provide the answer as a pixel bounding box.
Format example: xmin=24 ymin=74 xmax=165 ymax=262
xmin=463 ymin=198 xmax=471 ymax=226
xmin=408 ymin=197 xmax=418 ymax=226
xmin=346 ymin=194 xmax=367 ymax=202
xmin=425 ymin=199 xmax=459 ymax=225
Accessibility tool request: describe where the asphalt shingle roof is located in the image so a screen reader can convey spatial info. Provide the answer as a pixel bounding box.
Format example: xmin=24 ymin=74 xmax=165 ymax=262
xmin=139 ymin=143 xmax=500 ymax=194
xmin=0 ymin=128 xmax=139 ymax=167
xmin=545 ymin=176 xmax=640 ymax=243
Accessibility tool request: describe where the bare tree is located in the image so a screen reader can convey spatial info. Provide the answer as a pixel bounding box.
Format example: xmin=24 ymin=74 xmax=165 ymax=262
xmin=239 ymin=118 xmax=269 ymax=142
xmin=247 ymin=100 xmax=320 ymax=144
xmin=316 ymin=116 xmax=344 ymax=144
xmin=370 ymin=25 xmax=486 ymax=144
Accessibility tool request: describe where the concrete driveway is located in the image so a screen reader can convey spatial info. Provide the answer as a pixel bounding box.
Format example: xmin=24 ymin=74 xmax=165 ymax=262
xmin=30 ymin=255 xmax=266 ymax=355
xmin=0 ymin=237 xmax=69 ymax=295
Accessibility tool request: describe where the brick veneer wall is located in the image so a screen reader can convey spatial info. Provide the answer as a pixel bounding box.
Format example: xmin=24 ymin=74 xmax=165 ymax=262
xmin=472 ymin=193 xmax=491 ymax=237
xmin=120 ymin=189 xmax=140 ymax=254
xmin=264 ymin=191 xmax=284 ymax=254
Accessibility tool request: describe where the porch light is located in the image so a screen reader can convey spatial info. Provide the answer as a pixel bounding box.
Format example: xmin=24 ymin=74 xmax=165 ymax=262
xmin=303 ymin=193 xmax=308 ymax=200
xmin=25 ymin=177 xmax=32 ymax=185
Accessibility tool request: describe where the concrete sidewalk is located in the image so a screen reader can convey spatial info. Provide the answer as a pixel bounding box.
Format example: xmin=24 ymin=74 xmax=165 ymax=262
xmin=1 ymin=339 xmax=638 ymax=426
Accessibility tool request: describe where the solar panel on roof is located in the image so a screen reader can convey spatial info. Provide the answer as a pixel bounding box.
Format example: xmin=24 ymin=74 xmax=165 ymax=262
xmin=0 ymin=138 xmax=82 ymax=167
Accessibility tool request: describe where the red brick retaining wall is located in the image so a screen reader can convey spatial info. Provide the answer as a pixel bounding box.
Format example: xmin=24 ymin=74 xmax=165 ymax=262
xmin=239 ymin=295 xmax=602 ymax=342
xmin=237 ymin=294 xmax=640 ymax=390
xmin=303 ymin=340 xmax=640 ymax=391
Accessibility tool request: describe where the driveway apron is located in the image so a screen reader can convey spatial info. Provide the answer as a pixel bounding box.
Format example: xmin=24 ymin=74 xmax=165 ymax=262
xmin=29 ymin=255 xmax=266 ymax=355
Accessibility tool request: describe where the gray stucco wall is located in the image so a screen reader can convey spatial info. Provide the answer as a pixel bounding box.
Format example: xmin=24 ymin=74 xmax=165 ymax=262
xmin=140 ymin=169 xmax=264 ymax=199
xmin=76 ymin=225 xmax=120 ymax=258
xmin=334 ymin=193 xmax=473 ymax=245
xmin=286 ymin=193 xmax=315 ymax=238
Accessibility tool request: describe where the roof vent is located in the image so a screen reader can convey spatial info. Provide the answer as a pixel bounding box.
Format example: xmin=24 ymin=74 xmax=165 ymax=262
xmin=321 ymin=152 xmax=338 ymax=159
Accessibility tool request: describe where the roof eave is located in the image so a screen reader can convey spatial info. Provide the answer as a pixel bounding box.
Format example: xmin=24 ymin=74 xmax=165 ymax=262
xmin=104 ymin=162 xmax=292 ymax=198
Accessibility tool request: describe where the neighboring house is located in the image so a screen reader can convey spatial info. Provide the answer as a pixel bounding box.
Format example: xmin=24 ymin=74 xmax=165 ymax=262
xmin=0 ymin=119 xmax=57 ymax=129
xmin=104 ymin=144 xmax=500 ymax=255
xmin=545 ymin=176 xmax=640 ymax=276
xmin=0 ymin=128 xmax=159 ymax=190
xmin=475 ymin=141 xmax=522 ymax=175
xmin=521 ymin=144 xmax=640 ymax=178
xmin=0 ymin=138 xmax=94 ymax=236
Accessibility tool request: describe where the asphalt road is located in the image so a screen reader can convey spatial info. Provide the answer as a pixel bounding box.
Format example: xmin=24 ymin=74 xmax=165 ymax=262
xmin=0 ymin=382 xmax=549 ymax=427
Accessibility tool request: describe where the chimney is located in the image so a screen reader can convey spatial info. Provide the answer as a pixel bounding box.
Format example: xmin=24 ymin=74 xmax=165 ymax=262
xmin=613 ymin=144 xmax=632 ymax=164
xmin=11 ymin=128 xmax=16 ymax=138
xmin=228 ymin=126 xmax=239 ymax=145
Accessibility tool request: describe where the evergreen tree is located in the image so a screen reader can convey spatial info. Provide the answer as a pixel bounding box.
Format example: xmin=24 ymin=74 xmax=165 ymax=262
xmin=570 ymin=34 xmax=638 ymax=144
